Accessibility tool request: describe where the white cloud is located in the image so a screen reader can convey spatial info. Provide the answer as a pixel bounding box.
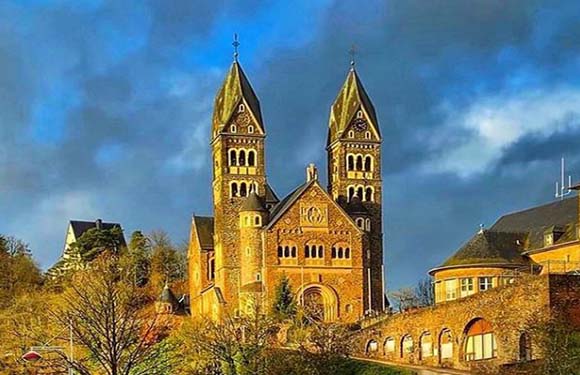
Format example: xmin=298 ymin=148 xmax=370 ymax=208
xmin=427 ymin=87 xmax=580 ymax=177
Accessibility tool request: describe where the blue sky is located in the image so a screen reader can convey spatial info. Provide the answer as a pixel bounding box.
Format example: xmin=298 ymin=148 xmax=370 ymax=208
xmin=2 ymin=0 xmax=580 ymax=291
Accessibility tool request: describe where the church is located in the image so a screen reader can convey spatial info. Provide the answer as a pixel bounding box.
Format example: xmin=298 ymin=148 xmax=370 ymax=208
xmin=188 ymin=54 xmax=385 ymax=322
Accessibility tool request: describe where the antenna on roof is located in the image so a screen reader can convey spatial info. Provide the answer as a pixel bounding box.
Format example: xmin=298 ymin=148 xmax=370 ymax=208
xmin=555 ymin=157 xmax=573 ymax=200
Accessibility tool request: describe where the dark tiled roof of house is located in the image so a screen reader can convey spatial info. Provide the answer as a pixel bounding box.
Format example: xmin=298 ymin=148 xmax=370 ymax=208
xmin=193 ymin=216 xmax=214 ymax=251
xmin=265 ymin=183 xmax=279 ymax=205
xmin=432 ymin=230 xmax=529 ymax=273
xmin=491 ymin=197 xmax=578 ymax=251
xmin=69 ymin=220 xmax=126 ymax=246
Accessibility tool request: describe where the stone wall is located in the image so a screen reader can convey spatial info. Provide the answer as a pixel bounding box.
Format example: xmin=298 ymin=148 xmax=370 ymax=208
xmin=353 ymin=274 xmax=580 ymax=373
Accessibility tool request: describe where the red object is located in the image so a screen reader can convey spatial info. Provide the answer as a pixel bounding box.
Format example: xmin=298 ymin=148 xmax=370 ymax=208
xmin=21 ymin=351 xmax=42 ymax=362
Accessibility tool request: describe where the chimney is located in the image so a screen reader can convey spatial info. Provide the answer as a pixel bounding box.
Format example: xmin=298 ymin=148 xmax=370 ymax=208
xmin=306 ymin=163 xmax=318 ymax=182
xmin=96 ymin=218 xmax=103 ymax=230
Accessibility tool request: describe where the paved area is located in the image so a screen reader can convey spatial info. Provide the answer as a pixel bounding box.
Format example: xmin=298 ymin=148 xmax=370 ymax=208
xmin=352 ymin=356 xmax=471 ymax=375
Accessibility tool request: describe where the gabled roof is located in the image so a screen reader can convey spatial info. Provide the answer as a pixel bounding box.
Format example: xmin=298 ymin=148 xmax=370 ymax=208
xmin=241 ymin=192 xmax=266 ymax=212
xmin=192 ymin=216 xmax=214 ymax=251
xmin=431 ymin=230 xmax=529 ymax=274
xmin=69 ymin=220 xmax=126 ymax=246
xmin=327 ymin=68 xmax=380 ymax=146
xmin=212 ymin=61 xmax=263 ymax=135
xmin=265 ymin=183 xmax=280 ymax=206
xmin=266 ymin=180 xmax=314 ymax=228
xmin=490 ymin=197 xmax=578 ymax=251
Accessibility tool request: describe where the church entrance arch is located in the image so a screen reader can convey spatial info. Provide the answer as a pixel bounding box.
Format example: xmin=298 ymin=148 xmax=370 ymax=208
xmin=297 ymin=284 xmax=338 ymax=322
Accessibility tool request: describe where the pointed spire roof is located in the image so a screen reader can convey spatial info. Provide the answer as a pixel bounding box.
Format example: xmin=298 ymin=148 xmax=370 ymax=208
xmin=327 ymin=67 xmax=380 ymax=146
xmin=212 ymin=61 xmax=263 ymax=135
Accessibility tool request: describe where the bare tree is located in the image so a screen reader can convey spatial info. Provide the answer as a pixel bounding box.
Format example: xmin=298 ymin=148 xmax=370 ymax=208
xmin=415 ymin=277 xmax=434 ymax=307
xmin=389 ymin=287 xmax=419 ymax=312
xmin=51 ymin=253 xmax=175 ymax=375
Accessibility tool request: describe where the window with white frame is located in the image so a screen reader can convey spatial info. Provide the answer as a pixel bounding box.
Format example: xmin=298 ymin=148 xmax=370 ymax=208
xmin=465 ymin=319 xmax=497 ymax=361
xmin=460 ymin=278 xmax=474 ymax=297
xmin=445 ymin=279 xmax=457 ymax=301
xmin=478 ymin=277 xmax=493 ymax=291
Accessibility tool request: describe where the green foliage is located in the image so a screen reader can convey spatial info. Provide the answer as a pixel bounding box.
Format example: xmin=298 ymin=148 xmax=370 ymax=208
xmin=149 ymin=231 xmax=187 ymax=289
xmin=69 ymin=226 xmax=126 ymax=262
xmin=128 ymin=230 xmax=152 ymax=287
xmin=272 ymin=275 xmax=296 ymax=320
xmin=336 ymin=359 xmax=413 ymax=375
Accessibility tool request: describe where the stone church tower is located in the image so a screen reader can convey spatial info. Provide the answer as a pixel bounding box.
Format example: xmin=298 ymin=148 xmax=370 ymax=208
xmin=188 ymin=50 xmax=385 ymax=321
xmin=327 ymin=64 xmax=384 ymax=312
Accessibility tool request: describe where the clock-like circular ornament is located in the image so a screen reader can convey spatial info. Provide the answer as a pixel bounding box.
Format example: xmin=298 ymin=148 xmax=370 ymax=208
xmin=237 ymin=112 xmax=251 ymax=127
xmin=353 ymin=118 xmax=367 ymax=132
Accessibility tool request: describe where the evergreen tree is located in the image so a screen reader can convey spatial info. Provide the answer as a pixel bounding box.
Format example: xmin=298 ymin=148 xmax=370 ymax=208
xmin=128 ymin=231 xmax=151 ymax=287
xmin=272 ymin=275 xmax=296 ymax=320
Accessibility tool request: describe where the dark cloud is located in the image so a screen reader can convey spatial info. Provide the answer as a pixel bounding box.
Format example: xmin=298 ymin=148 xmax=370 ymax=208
xmin=1 ymin=0 xmax=580 ymax=290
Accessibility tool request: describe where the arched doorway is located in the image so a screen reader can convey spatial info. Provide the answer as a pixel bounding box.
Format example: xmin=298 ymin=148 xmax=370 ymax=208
xmin=298 ymin=284 xmax=338 ymax=322
xmin=366 ymin=339 xmax=379 ymax=355
xmin=463 ymin=318 xmax=497 ymax=361
xmin=438 ymin=328 xmax=453 ymax=364
xmin=519 ymin=332 xmax=532 ymax=361
xmin=419 ymin=331 xmax=433 ymax=360
xmin=400 ymin=335 xmax=413 ymax=358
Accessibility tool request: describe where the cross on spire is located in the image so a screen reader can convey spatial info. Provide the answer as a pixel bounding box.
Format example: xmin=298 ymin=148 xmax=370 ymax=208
xmin=232 ymin=33 xmax=240 ymax=62
xmin=349 ymin=44 xmax=356 ymax=69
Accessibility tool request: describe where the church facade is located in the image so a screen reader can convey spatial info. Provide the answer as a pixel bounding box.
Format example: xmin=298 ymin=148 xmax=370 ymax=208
xmin=188 ymin=58 xmax=385 ymax=322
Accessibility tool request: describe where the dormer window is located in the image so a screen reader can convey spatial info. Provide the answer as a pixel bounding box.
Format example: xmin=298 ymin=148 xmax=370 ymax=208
xmin=544 ymin=233 xmax=553 ymax=247
xmin=544 ymin=226 xmax=565 ymax=247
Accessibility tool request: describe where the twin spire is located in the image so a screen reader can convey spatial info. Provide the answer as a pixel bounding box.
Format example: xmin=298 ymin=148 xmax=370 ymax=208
xmin=212 ymin=35 xmax=380 ymax=145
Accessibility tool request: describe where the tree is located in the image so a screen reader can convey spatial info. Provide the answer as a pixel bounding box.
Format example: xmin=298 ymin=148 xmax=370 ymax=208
xmin=69 ymin=226 xmax=126 ymax=263
xmin=149 ymin=231 xmax=186 ymax=289
xmin=272 ymin=275 xmax=296 ymax=320
xmin=51 ymin=253 xmax=175 ymax=375
xmin=128 ymin=231 xmax=151 ymax=287
xmin=415 ymin=277 xmax=434 ymax=307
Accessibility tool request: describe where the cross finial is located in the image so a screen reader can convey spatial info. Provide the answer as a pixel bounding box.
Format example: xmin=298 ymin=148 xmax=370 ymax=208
xmin=232 ymin=33 xmax=240 ymax=62
xmin=349 ymin=44 xmax=356 ymax=69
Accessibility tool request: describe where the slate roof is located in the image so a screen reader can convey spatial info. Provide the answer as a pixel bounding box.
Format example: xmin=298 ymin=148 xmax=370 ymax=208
xmin=212 ymin=61 xmax=263 ymax=135
xmin=265 ymin=183 xmax=280 ymax=206
xmin=240 ymin=192 xmax=266 ymax=212
xmin=327 ymin=68 xmax=380 ymax=146
xmin=433 ymin=230 xmax=529 ymax=273
xmin=266 ymin=180 xmax=314 ymax=229
xmin=69 ymin=220 xmax=126 ymax=246
xmin=491 ymin=197 xmax=578 ymax=252
xmin=192 ymin=216 xmax=214 ymax=251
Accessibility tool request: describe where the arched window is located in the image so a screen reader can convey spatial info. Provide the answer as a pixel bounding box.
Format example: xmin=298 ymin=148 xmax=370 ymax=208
xmin=365 ymin=218 xmax=371 ymax=231
xmin=318 ymin=245 xmax=323 ymax=258
xmin=291 ymin=246 xmax=297 ymax=258
xmin=240 ymin=182 xmax=247 ymax=197
xmin=519 ymin=332 xmax=532 ymax=361
xmin=229 ymin=149 xmax=237 ymax=166
xmin=347 ymin=155 xmax=354 ymax=171
xmin=401 ymin=335 xmax=413 ymax=357
xmin=284 ymin=246 xmax=290 ymax=258
xmin=239 ymin=150 xmax=246 ymax=166
xmin=365 ymin=187 xmax=373 ymax=202
xmin=366 ymin=339 xmax=379 ymax=354
xmin=331 ymin=247 xmax=336 ymax=258
xmin=420 ymin=332 xmax=433 ymax=359
xmin=248 ymin=125 xmax=254 ymax=134
xmin=384 ymin=337 xmax=395 ymax=354
xmin=348 ymin=130 xmax=354 ymax=138
xmin=348 ymin=186 xmax=355 ymax=201
xmin=338 ymin=247 xmax=343 ymax=259
xmin=356 ymin=218 xmax=364 ymax=228
xmin=244 ymin=216 xmax=249 ymax=226
xmin=277 ymin=246 xmax=283 ymax=258
xmin=465 ymin=318 xmax=497 ymax=361
xmin=439 ymin=328 xmax=453 ymax=360
xmin=231 ymin=124 xmax=237 ymax=133
xmin=305 ymin=245 xmax=310 ymax=258
xmin=239 ymin=103 xmax=245 ymax=112
xmin=248 ymin=150 xmax=256 ymax=166
xmin=365 ymin=131 xmax=371 ymax=139
xmin=345 ymin=248 xmax=351 ymax=259
xmin=364 ymin=156 xmax=372 ymax=171
xmin=254 ymin=215 xmax=261 ymax=226
xmin=231 ymin=182 xmax=239 ymax=197
xmin=356 ymin=155 xmax=363 ymax=171
xmin=357 ymin=110 xmax=363 ymax=119
xmin=357 ymin=186 xmax=364 ymax=200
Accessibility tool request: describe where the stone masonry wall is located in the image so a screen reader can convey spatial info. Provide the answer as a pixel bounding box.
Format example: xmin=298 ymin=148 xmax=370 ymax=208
xmin=353 ymin=274 xmax=580 ymax=373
